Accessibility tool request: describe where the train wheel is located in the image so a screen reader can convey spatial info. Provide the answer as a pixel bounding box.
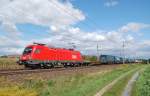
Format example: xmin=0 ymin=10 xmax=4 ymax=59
xmin=64 ymin=63 xmax=68 ymax=68
xmin=24 ymin=64 xmax=30 ymax=69
xmin=43 ymin=63 xmax=54 ymax=69
xmin=70 ymin=63 xmax=74 ymax=67
xmin=86 ymin=63 xmax=89 ymax=66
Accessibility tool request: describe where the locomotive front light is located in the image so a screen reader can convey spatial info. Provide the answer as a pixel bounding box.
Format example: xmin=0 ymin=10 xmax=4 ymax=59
xmin=22 ymin=56 xmax=26 ymax=60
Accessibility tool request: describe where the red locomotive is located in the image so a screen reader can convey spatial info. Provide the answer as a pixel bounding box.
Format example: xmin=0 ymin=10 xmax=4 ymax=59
xmin=18 ymin=43 xmax=89 ymax=68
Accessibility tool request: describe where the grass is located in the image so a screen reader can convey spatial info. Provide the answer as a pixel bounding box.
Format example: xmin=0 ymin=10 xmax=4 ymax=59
xmin=0 ymin=64 xmax=144 ymax=96
xmin=32 ymin=64 xmax=142 ymax=96
xmin=0 ymin=86 xmax=37 ymax=96
xmin=131 ymin=65 xmax=150 ymax=96
xmin=102 ymin=67 xmax=140 ymax=96
xmin=0 ymin=58 xmax=23 ymax=70
xmin=0 ymin=77 xmax=43 ymax=96
xmin=40 ymin=65 xmax=135 ymax=96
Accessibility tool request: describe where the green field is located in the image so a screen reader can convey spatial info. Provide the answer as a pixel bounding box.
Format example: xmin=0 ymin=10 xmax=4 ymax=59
xmin=0 ymin=64 xmax=147 ymax=96
xmin=131 ymin=65 xmax=150 ymax=96
xmin=101 ymin=64 xmax=150 ymax=96
xmin=102 ymin=68 xmax=139 ymax=96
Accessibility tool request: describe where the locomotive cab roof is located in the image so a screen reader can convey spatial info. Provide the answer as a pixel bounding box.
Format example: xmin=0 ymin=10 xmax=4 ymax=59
xmin=26 ymin=43 xmax=77 ymax=52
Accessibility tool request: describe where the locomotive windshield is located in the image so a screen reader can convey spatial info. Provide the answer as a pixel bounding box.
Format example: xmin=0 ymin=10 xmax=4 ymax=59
xmin=23 ymin=47 xmax=33 ymax=54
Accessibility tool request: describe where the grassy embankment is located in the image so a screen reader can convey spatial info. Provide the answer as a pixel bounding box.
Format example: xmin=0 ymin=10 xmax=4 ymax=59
xmin=0 ymin=58 xmax=23 ymax=70
xmin=0 ymin=64 xmax=144 ymax=96
xmin=131 ymin=65 xmax=150 ymax=96
xmin=102 ymin=65 xmax=144 ymax=96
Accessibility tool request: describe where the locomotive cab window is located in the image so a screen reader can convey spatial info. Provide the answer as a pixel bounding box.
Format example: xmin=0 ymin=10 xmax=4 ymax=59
xmin=23 ymin=47 xmax=32 ymax=54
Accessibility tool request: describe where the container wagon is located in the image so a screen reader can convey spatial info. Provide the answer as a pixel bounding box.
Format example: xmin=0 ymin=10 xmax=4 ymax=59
xmin=100 ymin=55 xmax=123 ymax=64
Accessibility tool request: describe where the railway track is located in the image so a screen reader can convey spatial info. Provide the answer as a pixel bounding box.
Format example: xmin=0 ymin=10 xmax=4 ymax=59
xmin=0 ymin=63 xmax=127 ymax=76
xmin=0 ymin=65 xmax=102 ymax=76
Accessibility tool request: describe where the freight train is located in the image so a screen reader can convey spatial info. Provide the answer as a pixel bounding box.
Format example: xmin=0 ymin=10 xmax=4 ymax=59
xmin=100 ymin=55 xmax=123 ymax=64
xmin=18 ymin=43 xmax=89 ymax=68
xmin=100 ymin=55 xmax=135 ymax=64
xmin=18 ymin=43 xmax=135 ymax=68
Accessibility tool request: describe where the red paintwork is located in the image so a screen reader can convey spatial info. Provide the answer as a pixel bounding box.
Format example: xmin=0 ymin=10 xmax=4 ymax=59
xmin=20 ymin=44 xmax=83 ymax=62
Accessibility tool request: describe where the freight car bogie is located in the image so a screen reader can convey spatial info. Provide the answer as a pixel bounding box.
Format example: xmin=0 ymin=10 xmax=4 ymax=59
xmin=24 ymin=63 xmax=41 ymax=69
xmin=60 ymin=62 xmax=88 ymax=67
xmin=42 ymin=63 xmax=54 ymax=69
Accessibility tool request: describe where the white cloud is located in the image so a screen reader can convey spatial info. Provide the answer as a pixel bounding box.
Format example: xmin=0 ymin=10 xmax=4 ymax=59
xmin=125 ymin=35 xmax=134 ymax=43
xmin=1 ymin=22 xmax=21 ymax=37
xmin=0 ymin=35 xmax=26 ymax=55
xmin=0 ymin=0 xmax=85 ymax=35
xmin=20 ymin=26 xmax=135 ymax=56
xmin=0 ymin=0 xmax=86 ymax=54
xmin=106 ymin=31 xmax=123 ymax=43
xmin=0 ymin=0 xmax=150 ymax=58
xmin=0 ymin=22 xmax=149 ymax=58
xmin=131 ymin=40 xmax=150 ymax=58
xmin=50 ymin=25 xmax=58 ymax=32
xmin=104 ymin=0 xmax=119 ymax=7
xmin=119 ymin=22 xmax=150 ymax=33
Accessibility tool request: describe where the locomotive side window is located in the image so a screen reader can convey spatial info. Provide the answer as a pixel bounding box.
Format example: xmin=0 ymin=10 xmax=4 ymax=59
xmin=34 ymin=49 xmax=41 ymax=54
xmin=23 ymin=47 xmax=32 ymax=54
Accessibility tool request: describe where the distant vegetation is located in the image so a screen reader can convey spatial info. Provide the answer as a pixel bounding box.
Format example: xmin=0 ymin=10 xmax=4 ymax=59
xmin=0 ymin=55 xmax=8 ymax=58
xmin=0 ymin=55 xmax=20 ymax=58
xmin=141 ymin=59 xmax=149 ymax=64
xmin=83 ymin=55 xmax=97 ymax=62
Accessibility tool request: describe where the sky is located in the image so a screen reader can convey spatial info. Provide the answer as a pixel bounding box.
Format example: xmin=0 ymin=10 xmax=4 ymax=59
xmin=0 ymin=0 xmax=150 ymax=59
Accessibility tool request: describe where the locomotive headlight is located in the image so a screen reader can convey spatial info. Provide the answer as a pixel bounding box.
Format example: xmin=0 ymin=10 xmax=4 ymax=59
xmin=22 ymin=56 xmax=26 ymax=60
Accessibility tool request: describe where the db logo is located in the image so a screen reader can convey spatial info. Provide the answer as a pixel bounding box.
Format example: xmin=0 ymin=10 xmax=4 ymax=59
xmin=72 ymin=55 xmax=77 ymax=59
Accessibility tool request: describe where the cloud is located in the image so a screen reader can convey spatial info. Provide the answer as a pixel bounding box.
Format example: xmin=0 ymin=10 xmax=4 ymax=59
xmin=0 ymin=21 xmax=149 ymax=58
xmin=20 ymin=26 xmax=135 ymax=56
xmin=131 ymin=40 xmax=150 ymax=58
xmin=0 ymin=0 xmax=86 ymax=54
xmin=104 ymin=0 xmax=119 ymax=7
xmin=1 ymin=22 xmax=21 ymax=38
xmin=0 ymin=35 xmax=26 ymax=55
xmin=119 ymin=22 xmax=150 ymax=33
xmin=0 ymin=0 xmax=150 ymax=58
xmin=0 ymin=0 xmax=85 ymax=35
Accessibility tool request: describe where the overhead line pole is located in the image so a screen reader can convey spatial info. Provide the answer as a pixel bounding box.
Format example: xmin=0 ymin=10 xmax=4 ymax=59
xmin=97 ymin=43 xmax=99 ymax=61
xmin=97 ymin=41 xmax=102 ymax=62
xmin=123 ymin=41 xmax=125 ymax=64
